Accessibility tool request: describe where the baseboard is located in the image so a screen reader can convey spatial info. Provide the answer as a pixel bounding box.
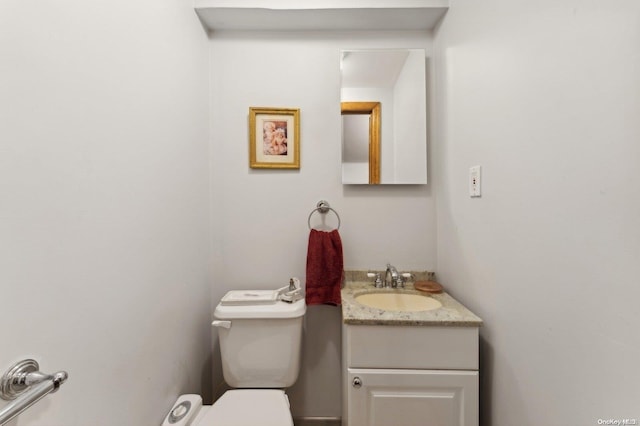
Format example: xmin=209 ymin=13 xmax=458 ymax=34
xmin=293 ymin=417 xmax=341 ymax=426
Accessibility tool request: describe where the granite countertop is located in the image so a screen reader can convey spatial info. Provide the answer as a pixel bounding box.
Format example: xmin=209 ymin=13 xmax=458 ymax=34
xmin=341 ymin=271 xmax=483 ymax=327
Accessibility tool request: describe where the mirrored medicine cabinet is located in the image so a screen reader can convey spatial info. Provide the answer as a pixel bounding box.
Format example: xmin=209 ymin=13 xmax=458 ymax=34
xmin=340 ymin=49 xmax=427 ymax=185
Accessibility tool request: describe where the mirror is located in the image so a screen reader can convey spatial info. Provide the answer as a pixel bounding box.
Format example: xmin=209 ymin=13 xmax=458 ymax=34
xmin=340 ymin=49 xmax=427 ymax=184
xmin=342 ymin=101 xmax=381 ymax=184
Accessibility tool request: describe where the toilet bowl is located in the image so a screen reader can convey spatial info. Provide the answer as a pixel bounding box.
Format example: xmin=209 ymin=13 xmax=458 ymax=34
xmin=162 ymin=290 xmax=306 ymax=426
xmin=162 ymin=391 xmax=293 ymax=426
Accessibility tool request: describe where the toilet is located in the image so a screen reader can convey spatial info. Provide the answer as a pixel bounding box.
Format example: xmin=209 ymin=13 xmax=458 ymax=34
xmin=162 ymin=289 xmax=306 ymax=426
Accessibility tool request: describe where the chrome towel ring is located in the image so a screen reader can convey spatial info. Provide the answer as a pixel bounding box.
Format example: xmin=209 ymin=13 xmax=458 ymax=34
xmin=308 ymin=200 xmax=341 ymax=230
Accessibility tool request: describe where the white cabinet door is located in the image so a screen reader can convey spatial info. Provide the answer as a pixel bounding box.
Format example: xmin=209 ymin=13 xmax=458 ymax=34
xmin=347 ymin=368 xmax=478 ymax=426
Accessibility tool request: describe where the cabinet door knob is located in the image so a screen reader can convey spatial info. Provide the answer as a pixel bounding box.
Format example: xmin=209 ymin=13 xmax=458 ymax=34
xmin=352 ymin=377 xmax=362 ymax=388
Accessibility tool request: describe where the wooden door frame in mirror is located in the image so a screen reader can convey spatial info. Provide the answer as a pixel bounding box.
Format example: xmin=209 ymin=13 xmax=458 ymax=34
xmin=341 ymin=101 xmax=381 ymax=184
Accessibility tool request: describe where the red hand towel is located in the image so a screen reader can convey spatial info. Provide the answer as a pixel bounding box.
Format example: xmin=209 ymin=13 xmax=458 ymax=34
xmin=305 ymin=229 xmax=344 ymax=306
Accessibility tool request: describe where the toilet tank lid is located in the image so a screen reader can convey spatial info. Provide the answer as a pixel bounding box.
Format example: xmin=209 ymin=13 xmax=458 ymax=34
xmin=220 ymin=290 xmax=279 ymax=306
xmin=214 ymin=295 xmax=306 ymax=319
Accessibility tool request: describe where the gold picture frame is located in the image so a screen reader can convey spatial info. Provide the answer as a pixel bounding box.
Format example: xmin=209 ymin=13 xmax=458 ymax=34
xmin=249 ymin=107 xmax=300 ymax=169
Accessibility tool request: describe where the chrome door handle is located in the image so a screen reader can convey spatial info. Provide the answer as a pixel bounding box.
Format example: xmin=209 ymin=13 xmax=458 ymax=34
xmin=352 ymin=377 xmax=362 ymax=388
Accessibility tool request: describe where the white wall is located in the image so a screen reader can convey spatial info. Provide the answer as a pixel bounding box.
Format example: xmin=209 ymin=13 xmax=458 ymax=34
xmin=434 ymin=1 xmax=640 ymax=425
xmin=0 ymin=1 xmax=211 ymax=425
xmin=209 ymin=31 xmax=436 ymax=418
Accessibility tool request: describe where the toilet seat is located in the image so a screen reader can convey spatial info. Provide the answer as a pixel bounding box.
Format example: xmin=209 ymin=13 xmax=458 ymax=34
xmin=196 ymin=389 xmax=293 ymax=426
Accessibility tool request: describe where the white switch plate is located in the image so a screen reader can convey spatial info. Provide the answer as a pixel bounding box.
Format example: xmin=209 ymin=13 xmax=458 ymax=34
xmin=469 ymin=165 xmax=481 ymax=197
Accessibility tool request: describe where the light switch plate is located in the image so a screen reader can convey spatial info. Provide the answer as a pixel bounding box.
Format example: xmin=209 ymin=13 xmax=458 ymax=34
xmin=469 ymin=165 xmax=481 ymax=197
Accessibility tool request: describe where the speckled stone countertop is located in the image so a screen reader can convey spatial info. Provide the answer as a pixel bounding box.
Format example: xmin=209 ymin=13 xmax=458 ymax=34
xmin=341 ymin=271 xmax=483 ymax=327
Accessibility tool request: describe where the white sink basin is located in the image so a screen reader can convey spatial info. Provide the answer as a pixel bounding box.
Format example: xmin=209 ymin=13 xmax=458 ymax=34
xmin=355 ymin=292 xmax=442 ymax=312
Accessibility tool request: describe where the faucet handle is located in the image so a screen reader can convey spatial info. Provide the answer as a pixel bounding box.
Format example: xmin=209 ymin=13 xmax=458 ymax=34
xmin=367 ymin=272 xmax=383 ymax=288
xmin=396 ymin=275 xmax=405 ymax=288
xmin=399 ymin=273 xmax=415 ymax=288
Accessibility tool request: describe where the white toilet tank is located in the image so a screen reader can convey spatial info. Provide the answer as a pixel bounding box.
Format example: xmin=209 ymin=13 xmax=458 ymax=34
xmin=213 ymin=291 xmax=306 ymax=388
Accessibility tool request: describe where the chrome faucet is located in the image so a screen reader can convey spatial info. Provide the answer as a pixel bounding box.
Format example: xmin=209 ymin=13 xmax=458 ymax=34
xmin=385 ymin=264 xmax=401 ymax=288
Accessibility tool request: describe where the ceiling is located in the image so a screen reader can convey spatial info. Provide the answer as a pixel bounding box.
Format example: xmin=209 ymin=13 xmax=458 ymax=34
xmin=341 ymin=50 xmax=410 ymax=88
xmin=194 ymin=2 xmax=448 ymax=32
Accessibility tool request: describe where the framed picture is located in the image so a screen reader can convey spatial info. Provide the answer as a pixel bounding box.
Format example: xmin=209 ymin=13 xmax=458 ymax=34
xmin=249 ymin=107 xmax=300 ymax=169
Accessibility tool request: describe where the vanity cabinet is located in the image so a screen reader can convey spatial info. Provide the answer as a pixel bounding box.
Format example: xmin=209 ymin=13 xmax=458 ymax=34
xmin=342 ymin=324 xmax=479 ymax=426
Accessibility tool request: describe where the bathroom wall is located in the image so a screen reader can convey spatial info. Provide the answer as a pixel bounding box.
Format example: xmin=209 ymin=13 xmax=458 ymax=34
xmin=0 ymin=1 xmax=211 ymax=425
xmin=433 ymin=1 xmax=640 ymax=425
xmin=208 ymin=31 xmax=437 ymax=418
